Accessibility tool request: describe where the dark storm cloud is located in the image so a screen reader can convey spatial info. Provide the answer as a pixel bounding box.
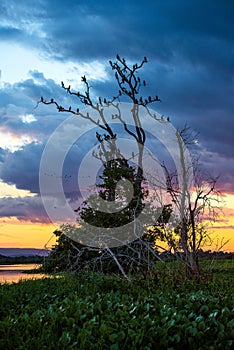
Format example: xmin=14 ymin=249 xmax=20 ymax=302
xmin=0 ymin=195 xmax=50 ymax=223
xmin=0 ymin=71 xmax=75 ymax=136
xmin=0 ymin=148 xmax=5 ymax=162
xmin=1 ymin=0 xmax=233 ymax=62
xmin=0 ymin=142 xmax=43 ymax=193
xmin=0 ymin=0 xmax=233 ymax=200
xmin=1 ymin=0 xmax=232 ymax=63
xmin=36 ymin=0 xmax=234 ymax=65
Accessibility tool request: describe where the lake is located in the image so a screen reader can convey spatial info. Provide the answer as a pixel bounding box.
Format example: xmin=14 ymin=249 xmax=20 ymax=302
xmin=0 ymin=264 xmax=49 ymax=284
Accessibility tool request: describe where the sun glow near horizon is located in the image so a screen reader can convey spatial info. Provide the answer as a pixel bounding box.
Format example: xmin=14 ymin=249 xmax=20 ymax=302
xmin=0 ymin=180 xmax=233 ymax=251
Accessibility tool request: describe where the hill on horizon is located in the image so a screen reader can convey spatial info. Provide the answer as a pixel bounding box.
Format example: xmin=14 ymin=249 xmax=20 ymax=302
xmin=0 ymin=248 xmax=50 ymax=257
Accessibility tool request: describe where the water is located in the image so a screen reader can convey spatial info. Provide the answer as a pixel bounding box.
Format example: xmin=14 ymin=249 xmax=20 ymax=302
xmin=0 ymin=264 xmax=48 ymax=284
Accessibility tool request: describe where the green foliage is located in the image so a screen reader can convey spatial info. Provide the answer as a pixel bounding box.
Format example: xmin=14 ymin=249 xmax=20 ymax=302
xmin=0 ymin=264 xmax=233 ymax=349
xmin=41 ymin=159 xmax=164 ymax=275
xmin=78 ymin=158 xmax=148 ymax=228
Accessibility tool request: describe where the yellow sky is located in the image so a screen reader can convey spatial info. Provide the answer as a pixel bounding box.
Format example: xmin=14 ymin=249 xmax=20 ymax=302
xmin=0 ymin=220 xmax=56 ymax=248
xmin=0 ymin=181 xmax=55 ymax=248
xmin=209 ymin=227 xmax=234 ymax=252
xmin=0 ymin=181 xmax=233 ymax=251
xmin=0 ymin=219 xmax=233 ymax=251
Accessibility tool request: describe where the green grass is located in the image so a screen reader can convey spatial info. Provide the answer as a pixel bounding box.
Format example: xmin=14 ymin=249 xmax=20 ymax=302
xmin=0 ymin=262 xmax=233 ymax=349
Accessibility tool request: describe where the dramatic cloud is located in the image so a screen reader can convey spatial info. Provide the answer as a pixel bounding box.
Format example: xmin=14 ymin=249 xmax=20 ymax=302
xmin=0 ymin=195 xmax=50 ymax=223
xmin=0 ymin=142 xmax=43 ymax=193
xmin=0 ymin=0 xmax=233 ymax=229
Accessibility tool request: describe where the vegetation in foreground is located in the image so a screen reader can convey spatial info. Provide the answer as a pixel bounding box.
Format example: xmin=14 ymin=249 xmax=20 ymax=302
xmin=0 ymin=262 xmax=233 ymax=349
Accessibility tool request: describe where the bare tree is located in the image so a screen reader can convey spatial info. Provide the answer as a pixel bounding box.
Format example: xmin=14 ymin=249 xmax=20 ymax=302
xmin=39 ymin=55 xmax=162 ymax=219
xmin=149 ymin=126 xmax=223 ymax=279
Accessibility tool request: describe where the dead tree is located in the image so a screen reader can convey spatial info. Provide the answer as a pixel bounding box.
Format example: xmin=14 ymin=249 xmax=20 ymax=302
xmin=159 ymin=127 xmax=223 ymax=279
xmin=39 ymin=55 xmax=161 ymax=217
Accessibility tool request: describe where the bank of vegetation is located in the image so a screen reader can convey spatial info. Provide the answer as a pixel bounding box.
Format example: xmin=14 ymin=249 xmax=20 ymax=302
xmin=0 ymin=262 xmax=233 ymax=349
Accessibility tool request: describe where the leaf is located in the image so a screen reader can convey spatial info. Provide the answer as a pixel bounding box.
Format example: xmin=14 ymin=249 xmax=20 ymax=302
xmin=110 ymin=344 xmax=119 ymax=350
xmin=109 ymin=333 xmax=118 ymax=342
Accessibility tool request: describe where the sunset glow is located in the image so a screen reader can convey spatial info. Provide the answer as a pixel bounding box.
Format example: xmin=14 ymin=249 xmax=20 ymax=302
xmin=0 ymin=220 xmax=56 ymax=249
xmin=0 ymin=0 xmax=233 ymax=252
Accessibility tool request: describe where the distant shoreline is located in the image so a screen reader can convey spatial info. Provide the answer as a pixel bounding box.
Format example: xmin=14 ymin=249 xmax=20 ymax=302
xmin=0 ymin=248 xmax=50 ymax=265
xmin=0 ymin=248 xmax=51 ymax=257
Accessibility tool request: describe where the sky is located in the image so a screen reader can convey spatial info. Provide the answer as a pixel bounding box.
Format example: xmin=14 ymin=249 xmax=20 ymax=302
xmin=0 ymin=0 xmax=233 ymax=251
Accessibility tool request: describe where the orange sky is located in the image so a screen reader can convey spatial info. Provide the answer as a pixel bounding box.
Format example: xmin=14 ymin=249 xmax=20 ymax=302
xmin=0 ymin=220 xmax=56 ymax=249
xmin=0 ymin=219 xmax=233 ymax=251
xmin=0 ymin=183 xmax=233 ymax=251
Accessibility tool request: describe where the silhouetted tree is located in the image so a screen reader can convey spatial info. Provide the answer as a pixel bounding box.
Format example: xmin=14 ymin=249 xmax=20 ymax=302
xmin=151 ymin=126 xmax=223 ymax=279
xmin=39 ymin=55 xmax=161 ymax=227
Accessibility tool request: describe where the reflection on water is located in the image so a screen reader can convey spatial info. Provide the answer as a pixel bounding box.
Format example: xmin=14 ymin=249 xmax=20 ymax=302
xmin=0 ymin=264 xmax=48 ymax=284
